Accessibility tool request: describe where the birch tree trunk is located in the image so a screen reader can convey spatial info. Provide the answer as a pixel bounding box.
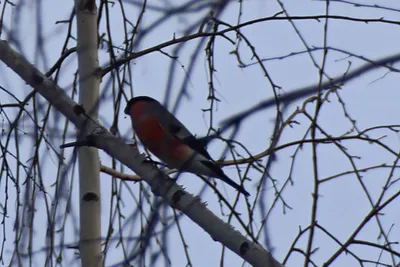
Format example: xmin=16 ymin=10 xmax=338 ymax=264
xmin=75 ymin=0 xmax=102 ymax=266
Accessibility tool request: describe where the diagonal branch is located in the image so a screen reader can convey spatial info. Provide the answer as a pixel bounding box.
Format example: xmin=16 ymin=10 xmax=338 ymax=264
xmin=0 ymin=40 xmax=283 ymax=267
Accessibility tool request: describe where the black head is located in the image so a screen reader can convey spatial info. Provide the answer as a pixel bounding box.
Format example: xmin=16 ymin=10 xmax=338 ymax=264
xmin=124 ymin=96 xmax=157 ymax=114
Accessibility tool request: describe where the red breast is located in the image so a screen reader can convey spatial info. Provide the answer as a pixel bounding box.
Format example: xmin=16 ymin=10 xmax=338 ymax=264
xmin=127 ymin=101 xmax=192 ymax=168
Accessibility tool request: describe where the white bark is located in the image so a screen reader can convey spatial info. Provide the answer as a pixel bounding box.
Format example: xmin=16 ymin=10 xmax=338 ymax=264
xmin=0 ymin=40 xmax=283 ymax=267
xmin=74 ymin=0 xmax=102 ymax=266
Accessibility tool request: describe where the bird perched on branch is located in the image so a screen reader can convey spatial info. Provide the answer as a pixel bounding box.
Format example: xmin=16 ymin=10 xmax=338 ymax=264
xmin=124 ymin=96 xmax=250 ymax=197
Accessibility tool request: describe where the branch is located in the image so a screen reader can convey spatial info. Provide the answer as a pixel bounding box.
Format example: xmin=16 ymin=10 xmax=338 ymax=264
xmin=0 ymin=40 xmax=283 ymax=267
xmin=101 ymin=14 xmax=400 ymax=76
xmin=220 ymin=52 xmax=400 ymax=131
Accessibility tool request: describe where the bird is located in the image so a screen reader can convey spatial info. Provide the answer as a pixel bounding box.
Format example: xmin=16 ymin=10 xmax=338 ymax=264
xmin=124 ymin=96 xmax=250 ymax=197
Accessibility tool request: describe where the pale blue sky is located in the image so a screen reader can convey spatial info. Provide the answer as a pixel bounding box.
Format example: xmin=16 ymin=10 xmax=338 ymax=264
xmin=1 ymin=0 xmax=400 ymax=266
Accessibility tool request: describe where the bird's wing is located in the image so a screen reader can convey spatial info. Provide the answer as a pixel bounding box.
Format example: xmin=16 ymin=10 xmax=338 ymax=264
xmin=158 ymin=120 xmax=212 ymax=159
xmin=181 ymin=135 xmax=212 ymax=159
xmin=155 ymin=106 xmax=212 ymax=159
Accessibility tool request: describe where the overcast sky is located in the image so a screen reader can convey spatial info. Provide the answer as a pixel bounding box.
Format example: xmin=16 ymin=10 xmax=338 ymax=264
xmin=1 ymin=1 xmax=400 ymax=266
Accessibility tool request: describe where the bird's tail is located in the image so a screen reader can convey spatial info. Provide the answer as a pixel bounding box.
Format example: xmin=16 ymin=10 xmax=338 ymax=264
xmin=200 ymin=160 xmax=250 ymax=197
xmin=218 ymin=172 xmax=250 ymax=197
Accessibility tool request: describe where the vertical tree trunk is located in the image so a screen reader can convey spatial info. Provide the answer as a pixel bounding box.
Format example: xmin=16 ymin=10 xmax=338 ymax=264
xmin=74 ymin=0 xmax=102 ymax=266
